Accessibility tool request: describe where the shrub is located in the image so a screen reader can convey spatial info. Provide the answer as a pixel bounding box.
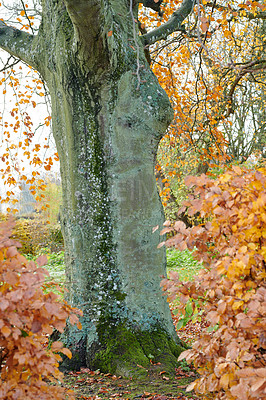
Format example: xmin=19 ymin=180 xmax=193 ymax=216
xmin=0 ymin=219 xmax=82 ymax=400
xmin=161 ymin=165 xmax=266 ymax=400
xmin=8 ymin=217 xmax=63 ymax=255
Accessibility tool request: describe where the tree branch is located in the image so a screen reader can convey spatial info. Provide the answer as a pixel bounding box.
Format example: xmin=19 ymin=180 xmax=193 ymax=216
xmin=63 ymin=0 xmax=101 ymax=42
xmin=141 ymin=0 xmax=195 ymax=46
xmin=62 ymin=0 xmax=106 ymax=66
xmin=0 ymin=21 xmax=38 ymax=69
xmin=138 ymin=0 xmax=163 ymax=14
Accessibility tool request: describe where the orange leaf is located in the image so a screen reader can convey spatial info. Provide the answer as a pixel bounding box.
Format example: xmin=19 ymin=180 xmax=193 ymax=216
xmin=60 ymin=348 xmax=72 ymax=359
xmin=1 ymin=325 xmax=11 ymax=338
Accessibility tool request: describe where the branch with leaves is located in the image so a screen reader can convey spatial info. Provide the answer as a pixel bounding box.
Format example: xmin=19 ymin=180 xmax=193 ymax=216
xmin=161 ymin=165 xmax=266 ymax=400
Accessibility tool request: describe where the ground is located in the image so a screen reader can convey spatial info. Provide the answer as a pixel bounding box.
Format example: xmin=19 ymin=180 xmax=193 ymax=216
xmin=60 ymin=320 xmax=206 ymax=400
xmin=63 ymin=364 xmax=200 ymax=400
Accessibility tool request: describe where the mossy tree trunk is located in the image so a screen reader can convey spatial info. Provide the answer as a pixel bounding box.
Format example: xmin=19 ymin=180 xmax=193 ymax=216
xmin=0 ymin=0 xmax=193 ymax=376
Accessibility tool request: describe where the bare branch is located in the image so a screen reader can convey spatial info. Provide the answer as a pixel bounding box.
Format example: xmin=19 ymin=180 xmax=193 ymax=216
xmin=204 ymin=2 xmax=266 ymax=20
xmin=223 ymin=60 xmax=266 ymax=118
xmin=0 ymin=55 xmax=20 ymax=73
xmin=141 ymin=0 xmax=195 ymax=46
xmin=0 ymin=20 xmax=38 ymax=69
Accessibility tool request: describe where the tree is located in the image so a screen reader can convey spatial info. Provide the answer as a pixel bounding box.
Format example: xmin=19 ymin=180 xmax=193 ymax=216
xmin=0 ymin=0 xmax=194 ymax=376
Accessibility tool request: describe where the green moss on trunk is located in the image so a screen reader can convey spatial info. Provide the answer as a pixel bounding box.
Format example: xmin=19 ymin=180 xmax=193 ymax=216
xmin=90 ymin=323 xmax=187 ymax=378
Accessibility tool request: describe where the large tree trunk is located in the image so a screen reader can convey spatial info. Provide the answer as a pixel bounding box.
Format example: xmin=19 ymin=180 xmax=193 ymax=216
xmin=0 ymin=0 xmax=188 ymax=376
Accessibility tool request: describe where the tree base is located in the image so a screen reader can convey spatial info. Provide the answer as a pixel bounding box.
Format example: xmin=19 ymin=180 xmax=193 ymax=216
xmin=60 ymin=323 xmax=189 ymax=378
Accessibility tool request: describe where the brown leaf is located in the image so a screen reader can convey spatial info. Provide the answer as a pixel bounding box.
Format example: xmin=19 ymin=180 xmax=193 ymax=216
xmin=36 ymin=254 xmax=48 ymax=267
xmin=31 ymin=320 xmax=42 ymax=333
xmin=1 ymin=325 xmax=11 ymax=338
xmin=160 ymin=227 xmax=172 ymax=235
xmin=0 ymin=299 xmax=9 ymax=311
xmin=6 ymin=246 xmax=18 ymax=258
xmin=251 ymin=378 xmax=265 ymax=392
xmin=60 ymin=347 xmax=72 ymax=359
xmin=152 ymin=225 xmax=159 ymax=233
xmin=186 ymin=380 xmax=197 ymax=392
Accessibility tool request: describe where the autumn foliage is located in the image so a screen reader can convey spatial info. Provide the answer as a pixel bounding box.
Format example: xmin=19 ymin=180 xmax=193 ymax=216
xmin=161 ymin=165 xmax=266 ymax=399
xmin=139 ymin=1 xmax=266 ymax=207
xmin=0 ymin=219 xmax=82 ymax=400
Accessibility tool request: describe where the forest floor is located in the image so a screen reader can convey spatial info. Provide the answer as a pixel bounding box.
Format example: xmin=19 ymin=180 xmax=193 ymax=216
xmin=62 ymin=321 xmax=205 ymax=400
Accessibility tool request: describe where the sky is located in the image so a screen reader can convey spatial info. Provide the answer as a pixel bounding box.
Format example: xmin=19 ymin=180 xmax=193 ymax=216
xmin=0 ymin=48 xmax=59 ymax=211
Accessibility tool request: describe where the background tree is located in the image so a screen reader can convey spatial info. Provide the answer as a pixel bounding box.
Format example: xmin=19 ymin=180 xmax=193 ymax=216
xmin=142 ymin=0 xmax=266 ymax=213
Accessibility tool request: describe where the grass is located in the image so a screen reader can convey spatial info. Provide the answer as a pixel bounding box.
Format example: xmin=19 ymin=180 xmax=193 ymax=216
xmin=42 ymin=249 xmax=65 ymax=284
xmin=25 ymin=247 xmax=202 ymax=285
xmin=166 ymin=248 xmax=202 ymax=281
xmin=26 ymin=247 xmax=202 ymax=283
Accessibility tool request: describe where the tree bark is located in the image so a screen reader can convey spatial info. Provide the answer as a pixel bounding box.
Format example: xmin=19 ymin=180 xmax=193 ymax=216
xmin=0 ymin=0 xmax=190 ymax=376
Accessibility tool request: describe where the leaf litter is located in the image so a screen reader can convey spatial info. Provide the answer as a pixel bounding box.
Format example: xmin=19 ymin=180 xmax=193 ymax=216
xmin=62 ymin=365 xmax=202 ymax=400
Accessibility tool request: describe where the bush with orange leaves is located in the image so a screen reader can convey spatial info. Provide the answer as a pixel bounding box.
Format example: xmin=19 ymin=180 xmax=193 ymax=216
xmin=161 ymin=165 xmax=266 ymax=400
xmin=0 ymin=219 xmax=82 ymax=400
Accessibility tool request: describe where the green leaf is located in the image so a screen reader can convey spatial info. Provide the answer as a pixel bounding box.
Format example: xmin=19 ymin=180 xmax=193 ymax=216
xmin=207 ymin=324 xmax=219 ymax=333
xmin=20 ymin=329 xmax=29 ymax=337
xmin=185 ymin=301 xmax=193 ymax=317
xmin=176 ymin=319 xmax=186 ymax=330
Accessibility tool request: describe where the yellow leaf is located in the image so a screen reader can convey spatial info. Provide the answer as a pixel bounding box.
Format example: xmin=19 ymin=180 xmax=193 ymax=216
xmin=220 ymin=373 xmax=234 ymax=389
xmin=261 ymin=246 xmax=266 ymax=260
xmin=219 ymin=173 xmax=231 ymax=183
xmin=239 ymin=246 xmax=247 ymax=253
xmin=232 ymin=301 xmax=244 ymax=311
